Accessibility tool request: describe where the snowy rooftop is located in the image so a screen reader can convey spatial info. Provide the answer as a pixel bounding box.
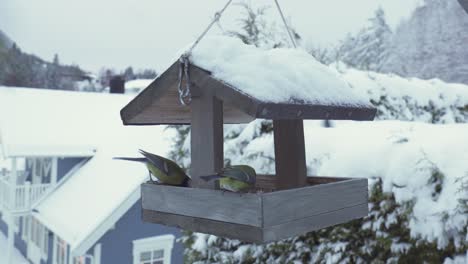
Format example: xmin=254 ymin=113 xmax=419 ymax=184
xmin=0 ymin=87 xmax=174 ymax=255
xmin=0 ymin=87 xmax=170 ymax=157
xmin=33 ymin=150 xmax=149 ymax=254
xmin=125 ymin=79 xmax=153 ymax=92
xmin=189 ymin=36 xmax=372 ymax=107
xmin=121 ymin=36 xmax=375 ymax=125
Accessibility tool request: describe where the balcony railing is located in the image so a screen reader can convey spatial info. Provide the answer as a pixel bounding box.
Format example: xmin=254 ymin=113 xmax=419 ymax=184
xmin=0 ymin=173 xmax=51 ymax=213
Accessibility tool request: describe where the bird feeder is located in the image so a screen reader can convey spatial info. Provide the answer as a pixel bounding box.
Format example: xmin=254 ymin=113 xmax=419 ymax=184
xmin=120 ymin=41 xmax=376 ymax=243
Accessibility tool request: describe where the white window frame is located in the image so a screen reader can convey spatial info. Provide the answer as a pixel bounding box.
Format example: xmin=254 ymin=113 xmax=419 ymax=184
xmin=55 ymin=236 xmax=68 ymax=264
xmin=22 ymin=215 xmax=49 ymax=260
xmin=132 ymin=234 xmax=175 ymax=264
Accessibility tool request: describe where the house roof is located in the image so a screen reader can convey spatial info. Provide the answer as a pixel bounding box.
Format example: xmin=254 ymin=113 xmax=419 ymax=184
xmin=33 ymin=151 xmax=149 ymax=256
xmin=0 ymin=87 xmax=117 ymax=157
xmin=0 ymin=87 xmax=163 ymax=158
xmin=121 ymin=36 xmax=376 ymax=125
xmin=0 ymin=86 xmax=174 ymax=255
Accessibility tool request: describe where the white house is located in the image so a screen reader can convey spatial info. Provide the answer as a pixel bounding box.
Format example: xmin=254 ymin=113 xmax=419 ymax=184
xmin=0 ymin=87 xmax=182 ymax=264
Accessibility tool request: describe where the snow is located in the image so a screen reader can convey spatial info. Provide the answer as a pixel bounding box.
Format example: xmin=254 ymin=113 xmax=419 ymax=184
xmin=0 ymin=231 xmax=29 ymax=264
xmin=33 ymin=150 xmax=148 ymax=253
xmin=227 ymin=120 xmax=468 ymax=249
xmin=0 ymin=87 xmax=172 ymax=157
xmin=188 ymin=36 xmax=372 ymax=107
xmin=0 ymin=86 xmax=175 ymax=254
xmin=0 ymin=87 xmax=122 ymax=157
xmin=338 ymin=67 xmax=468 ymax=122
xmin=125 ymin=79 xmax=153 ymax=93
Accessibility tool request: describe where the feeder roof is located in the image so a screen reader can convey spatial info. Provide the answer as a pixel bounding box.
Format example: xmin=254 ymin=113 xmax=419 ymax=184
xmin=121 ymin=36 xmax=376 ymax=125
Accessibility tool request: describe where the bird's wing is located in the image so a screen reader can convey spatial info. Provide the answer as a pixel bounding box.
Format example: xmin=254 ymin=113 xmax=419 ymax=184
xmin=222 ymin=165 xmax=256 ymax=184
xmin=138 ymin=149 xmax=169 ymax=175
xmin=113 ymin=157 xmax=147 ymax=163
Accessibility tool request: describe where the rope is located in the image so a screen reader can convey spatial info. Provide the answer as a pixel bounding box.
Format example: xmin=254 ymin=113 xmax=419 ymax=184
xmin=178 ymin=0 xmax=234 ymax=106
xmin=177 ymin=0 xmax=297 ymax=105
xmin=184 ymin=0 xmax=234 ymax=57
xmin=273 ymin=0 xmax=297 ymax=48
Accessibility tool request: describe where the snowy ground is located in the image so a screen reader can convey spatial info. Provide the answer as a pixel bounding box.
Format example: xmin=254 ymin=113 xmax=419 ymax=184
xmin=0 ymin=231 xmax=29 ymax=264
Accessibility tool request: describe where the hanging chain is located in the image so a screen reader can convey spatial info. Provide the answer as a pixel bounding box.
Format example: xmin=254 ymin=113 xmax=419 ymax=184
xmin=177 ymin=0 xmax=234 ymax=106
xmin=273 ymin=0 xmax=297 ymax=48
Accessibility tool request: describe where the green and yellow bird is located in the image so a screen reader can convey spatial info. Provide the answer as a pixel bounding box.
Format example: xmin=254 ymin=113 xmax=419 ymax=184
xmin=114 ymin=149 xmax=190 ymax=187
xmin=200 ymin=165 xmax=257 ymax=192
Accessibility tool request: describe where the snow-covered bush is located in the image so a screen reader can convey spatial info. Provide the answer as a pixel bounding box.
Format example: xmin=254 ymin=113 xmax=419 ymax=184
xmin=170 ymin=68 xmax=468 ymax=263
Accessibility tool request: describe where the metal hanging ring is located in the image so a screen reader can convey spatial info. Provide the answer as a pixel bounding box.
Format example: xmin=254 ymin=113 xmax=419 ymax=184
xmin=177 ymin=55 xmax=192 ymax=106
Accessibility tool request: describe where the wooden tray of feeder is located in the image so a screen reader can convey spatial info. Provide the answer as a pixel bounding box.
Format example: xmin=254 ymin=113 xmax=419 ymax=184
xmin=120 ymin=55 xmax=376 ymax=242
xmin=142 ymin=176 xmax=367 ymax=243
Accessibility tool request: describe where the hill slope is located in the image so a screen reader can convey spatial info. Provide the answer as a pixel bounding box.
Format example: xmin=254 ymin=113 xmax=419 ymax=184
xmin=0 ymin=29 xmax=88 ymax=89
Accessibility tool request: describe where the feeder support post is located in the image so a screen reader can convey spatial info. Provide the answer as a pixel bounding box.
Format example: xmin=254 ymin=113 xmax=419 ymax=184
xmin=190 ymin=88 xmax=224 ymax=189
xmin=273 ymin=120 xmax=307 ymax=190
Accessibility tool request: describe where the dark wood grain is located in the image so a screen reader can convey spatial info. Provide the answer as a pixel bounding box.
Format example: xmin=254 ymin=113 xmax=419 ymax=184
xmin=273 ymin=120 xmax=307 ymax=190
xmin=263 ymin=203 xmax=368 ymax=242
xmin=142 ymin=183 xmax=262 ymax=226
xmin=141 ymin=177 xmax=369 ymax=242
xmin=190 ymin=88 xmax=224 ymax=189
xmin=143 ymin=209 xmax=264 ymax=243
xmin=262 ymin=178 xmax=368 ymax=226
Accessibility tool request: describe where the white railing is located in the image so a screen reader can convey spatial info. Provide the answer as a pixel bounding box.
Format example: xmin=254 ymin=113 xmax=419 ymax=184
xmin=0 ymin=174 xmax=10 ymax=210
xmin=0 ymin=176 xmax=51 ymax=213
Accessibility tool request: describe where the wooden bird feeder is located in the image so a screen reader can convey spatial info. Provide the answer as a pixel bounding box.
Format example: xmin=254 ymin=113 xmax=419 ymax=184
xmin=120 ymin=59 xmax=376 ymax=243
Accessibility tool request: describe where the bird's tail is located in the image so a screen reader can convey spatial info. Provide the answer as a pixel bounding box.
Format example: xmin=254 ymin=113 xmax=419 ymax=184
xmin=200 ymin=174 xmax=223 ymax=182
xmin=113 ymin=157 xmax=147 ymax=163
xmin=181 ymin=177 xmax=191 ymax=187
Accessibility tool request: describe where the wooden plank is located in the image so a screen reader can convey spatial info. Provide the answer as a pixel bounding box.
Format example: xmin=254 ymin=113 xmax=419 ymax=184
xmin=308 ymin=176 xmax=350 ymax=185
xmin=190 ymin=87 xmax=224 ymax=189
xmin=262 ymin=178 xmax=367 ymax=227
xmin=141 ymin=184 xmax=263 ymax=227
xmin=262 ymin=203 xmax=368 ymax=242
xmin=257 ymin=103 xmax=376 ymax=121
xmin=255 ymin=175 xmax=351 ymax=191
xmin=273 ymin=120 xmax=307 ymax=190
xmin=120 ymin=62 xmax=180 ymax=125
xmin=190 ymin=65 xmax=259 ymax=119
xmin=123 ymin=81 xmax=254 ymax=125
xmin=143 ymin=209 xmax=264 ymax=243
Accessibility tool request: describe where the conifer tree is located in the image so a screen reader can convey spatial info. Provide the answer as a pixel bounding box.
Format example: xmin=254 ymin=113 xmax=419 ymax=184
xmin=338 ymin=7 xmax=392 ymax=71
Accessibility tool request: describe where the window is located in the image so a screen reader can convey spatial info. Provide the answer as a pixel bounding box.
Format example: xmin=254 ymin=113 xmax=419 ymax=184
xmin=139 ymin=249 xmax=164 ymax=264
xmin=22 ymin=216 xmax=49 ymax=256
xmin=22 ymin=216 xmax=29 ymax=241
xmin=133 ymin=235 xmax=175 ymax=264
xmin=74 ymin=256 xmax=85 ymax=264
xmin=56 ymin=237 xmax=68 ymax=264
xmin=30 ymin=218 xmax=49 ymax=256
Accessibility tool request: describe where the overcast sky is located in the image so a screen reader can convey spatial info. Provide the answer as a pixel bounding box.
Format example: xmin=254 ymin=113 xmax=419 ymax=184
xmin=0 ymin=0 xmax=421 ymax=73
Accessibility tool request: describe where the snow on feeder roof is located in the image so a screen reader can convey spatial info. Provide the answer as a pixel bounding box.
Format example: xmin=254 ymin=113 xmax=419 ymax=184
xmin=121 ymin=36 xmax=376 ymax=125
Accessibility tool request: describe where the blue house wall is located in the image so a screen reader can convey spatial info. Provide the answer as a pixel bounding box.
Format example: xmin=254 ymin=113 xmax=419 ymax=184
xmin=0 ymin=215 xmax=29 ymax=263
xmin=2 ymin=157 xmax=183 ymax=264
xmin=0 ymin=157 xmax=86 ymax=264
xmin=57 ymin=157 xmax=86 ymax=182
xmin=24 ymin=157 xmax=85 ymax=184
xmin=89 ymin=199 xmax=183 ymax=264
